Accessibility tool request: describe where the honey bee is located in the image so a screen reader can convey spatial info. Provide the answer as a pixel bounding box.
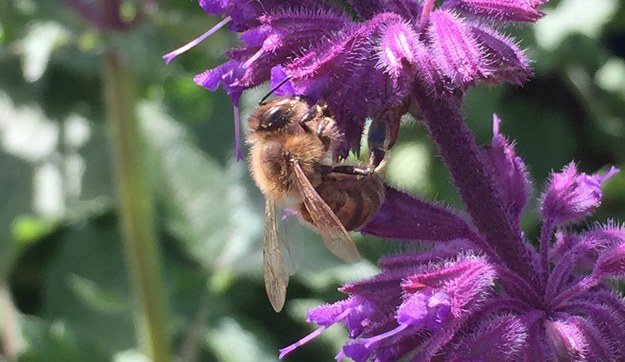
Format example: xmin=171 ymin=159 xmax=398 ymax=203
xmin=298 ymin=173 xmax=385 ymax=232
xmin=246 ymin=96 xmax=385 ymax=312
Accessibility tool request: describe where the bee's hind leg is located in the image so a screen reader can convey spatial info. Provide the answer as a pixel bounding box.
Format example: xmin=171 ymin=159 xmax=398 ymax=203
xmin=322 ymin=165 xmax=373 ymax=177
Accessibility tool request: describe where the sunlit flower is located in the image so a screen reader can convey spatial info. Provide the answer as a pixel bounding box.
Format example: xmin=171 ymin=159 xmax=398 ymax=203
xmin=164 ymin=1 xmax=625 ymax=360
xmin=164 ymin=0 xmax=544 ymax=158
xmin=280 ymin=116 xmax=623 ymax=361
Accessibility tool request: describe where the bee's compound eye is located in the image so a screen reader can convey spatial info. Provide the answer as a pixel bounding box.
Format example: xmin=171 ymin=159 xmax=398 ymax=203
xmin=263 ymin=106 xmax=291 ymax=131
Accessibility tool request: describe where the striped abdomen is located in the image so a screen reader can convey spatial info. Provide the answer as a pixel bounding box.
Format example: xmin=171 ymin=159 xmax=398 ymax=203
xmin=299 ymin=173 xmax=385 ymax=231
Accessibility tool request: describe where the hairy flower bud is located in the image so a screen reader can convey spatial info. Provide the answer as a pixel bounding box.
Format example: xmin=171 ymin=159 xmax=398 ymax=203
xmin=541 ymin=163 xmax=619 ymax=225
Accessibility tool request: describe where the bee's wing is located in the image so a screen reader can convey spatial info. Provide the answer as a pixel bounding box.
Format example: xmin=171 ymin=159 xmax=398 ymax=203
xmin=278 ymin=207 xmax=305 ymax=276
xmin=263 ymin=199 xmax=289 ymax=312
xmin=290 ymin=159 xmax=361 ymax=263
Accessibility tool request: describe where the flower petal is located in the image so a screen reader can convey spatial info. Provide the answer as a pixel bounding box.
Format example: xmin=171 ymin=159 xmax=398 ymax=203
xmin=470 ymin=24 xmax=532 ymax=85
xmin=194 ymin=60 xmax=246 ymax=101
xmin=444 ymin=0 xmax=544 ymax=22
xmin=541 ymin=163 xmax=619 ymax=225
xmin=402 ymin=254 xmax=496 ymax=316
xmin=568 ymin=316 xmax=614 ymax=361
xmin=545 ymin=318 xmax=589 ymax=361
xmin=362 ymin=186 xmax=476 ymax=243
xmin=199 ymin=0 xmax=231 ymax=15
xmin=446 ymin=314 xmax=528 ymax=360
xmin=563 ymin=301 xmax=625 ymax=358
xmin=428 ymin=10 xmax=487 ymax=88
xmin=594 ymin=242 xmax=625 ymax=279
xmin=480 ymin=114 xmax=532 ymax=223
xmin=377 ymin=21 xmax=420 ymax=77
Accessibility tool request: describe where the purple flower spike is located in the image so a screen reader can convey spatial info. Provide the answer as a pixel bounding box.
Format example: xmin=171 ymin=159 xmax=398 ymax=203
xmin=163 ymin=2 xmax=625 ymax=360
xmin=167 ymin=0 xmax=544 ymax=159
xmin=541 ymin=163 xmax=619 ymax=226
xmin=282 ymin=114 xmax=625 ymax=361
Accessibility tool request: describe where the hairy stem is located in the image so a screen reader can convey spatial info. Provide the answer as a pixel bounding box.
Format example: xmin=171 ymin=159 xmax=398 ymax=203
xmin=412 ymin=91 xmax=534 ymax=283
xmin=103 ymin=50 xmax=172 ymax=362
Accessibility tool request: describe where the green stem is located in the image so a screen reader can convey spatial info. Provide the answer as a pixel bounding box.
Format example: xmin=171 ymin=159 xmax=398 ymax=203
xmin=103 ymin=50 xmax=172 ymax=362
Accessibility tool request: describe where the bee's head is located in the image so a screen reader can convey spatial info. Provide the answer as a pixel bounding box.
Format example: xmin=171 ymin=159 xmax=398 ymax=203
xmin=249 ymin=97 xmax=305 ymax=133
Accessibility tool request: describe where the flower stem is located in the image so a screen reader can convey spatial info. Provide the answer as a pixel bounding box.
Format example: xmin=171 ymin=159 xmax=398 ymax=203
xmin=103 ymin=50 xmax=172 ymax=362
xmin=412 ymin=91 xmax=534 ymax=282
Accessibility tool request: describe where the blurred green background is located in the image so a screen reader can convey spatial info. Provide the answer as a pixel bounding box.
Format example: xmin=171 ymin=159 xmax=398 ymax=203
xmin=0 ymin=0 xmax=624 ymax=361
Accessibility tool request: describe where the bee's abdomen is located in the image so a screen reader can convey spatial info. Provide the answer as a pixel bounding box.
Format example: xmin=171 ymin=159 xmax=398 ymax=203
xmin=301 ymin=174 xmax=385 ymax=231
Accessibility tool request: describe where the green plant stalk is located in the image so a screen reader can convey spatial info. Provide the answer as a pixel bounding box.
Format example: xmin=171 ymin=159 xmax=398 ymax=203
xmin=103 ymin=50 xmax=172 ymax=362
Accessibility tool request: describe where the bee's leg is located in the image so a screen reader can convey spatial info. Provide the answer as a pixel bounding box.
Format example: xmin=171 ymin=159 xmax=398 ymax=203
xmin=314 ymin=116 xmax=338 ymax=148
xmin=317 ymin=163 xmax=371 ymax=176
xmin=298 ymin=101 xmax=325 ymax=133
xmin=367 ymin=117 xmax=389 ymax=173
xmin=298 ymin=112 xmax=314 ymax=133
xmin=325 ymin=165 xmax=372 ymax=177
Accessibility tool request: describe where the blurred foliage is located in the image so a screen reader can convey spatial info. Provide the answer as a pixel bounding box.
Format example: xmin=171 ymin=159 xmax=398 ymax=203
xmin=0 ymin=0 xmax=624 ymax=361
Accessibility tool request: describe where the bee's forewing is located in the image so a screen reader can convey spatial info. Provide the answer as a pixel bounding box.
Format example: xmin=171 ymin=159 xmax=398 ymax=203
xmin=277 ymin=206 xmax=305 ymax=275
xmin=263 ymin=200 xmax=289 ymax=312
xmin=291 ymin=160 xmax=361 ymax=263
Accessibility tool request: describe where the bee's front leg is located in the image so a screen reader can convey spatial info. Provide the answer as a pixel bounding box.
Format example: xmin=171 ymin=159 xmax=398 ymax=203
xmin=366 ymin=116 xmax=390 ymax=173
xmin=299 ymin=101 xmax=326 ymax=133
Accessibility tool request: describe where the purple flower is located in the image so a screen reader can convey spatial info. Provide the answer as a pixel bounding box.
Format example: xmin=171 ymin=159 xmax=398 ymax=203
xmin=541 ymin=162 xmax=618 ymax=226
xmin=163 ymin=1 xmax=625 ymax=360
xmin=280 ymin=116 xmax=624 ymax=361
xmin=164 ymin=0 xmax=541 ymax=158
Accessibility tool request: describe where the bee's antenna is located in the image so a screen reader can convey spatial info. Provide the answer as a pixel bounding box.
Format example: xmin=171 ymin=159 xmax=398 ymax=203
xmin=259 ymin=75 xmax=293 ymax=105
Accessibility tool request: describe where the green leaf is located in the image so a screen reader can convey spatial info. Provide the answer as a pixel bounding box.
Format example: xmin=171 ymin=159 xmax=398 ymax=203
xmin=19 ymin=316 xmax=109 ymax=362
xmin=207 ymin=318 xmax=276 ymax=362
xmin=67 ymin=274 xmax=128 ymax=313
xmin=140 ymin=103 xmax=262 ymax=273
xmin=41 ymin=220 xmax=136 ymax=355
